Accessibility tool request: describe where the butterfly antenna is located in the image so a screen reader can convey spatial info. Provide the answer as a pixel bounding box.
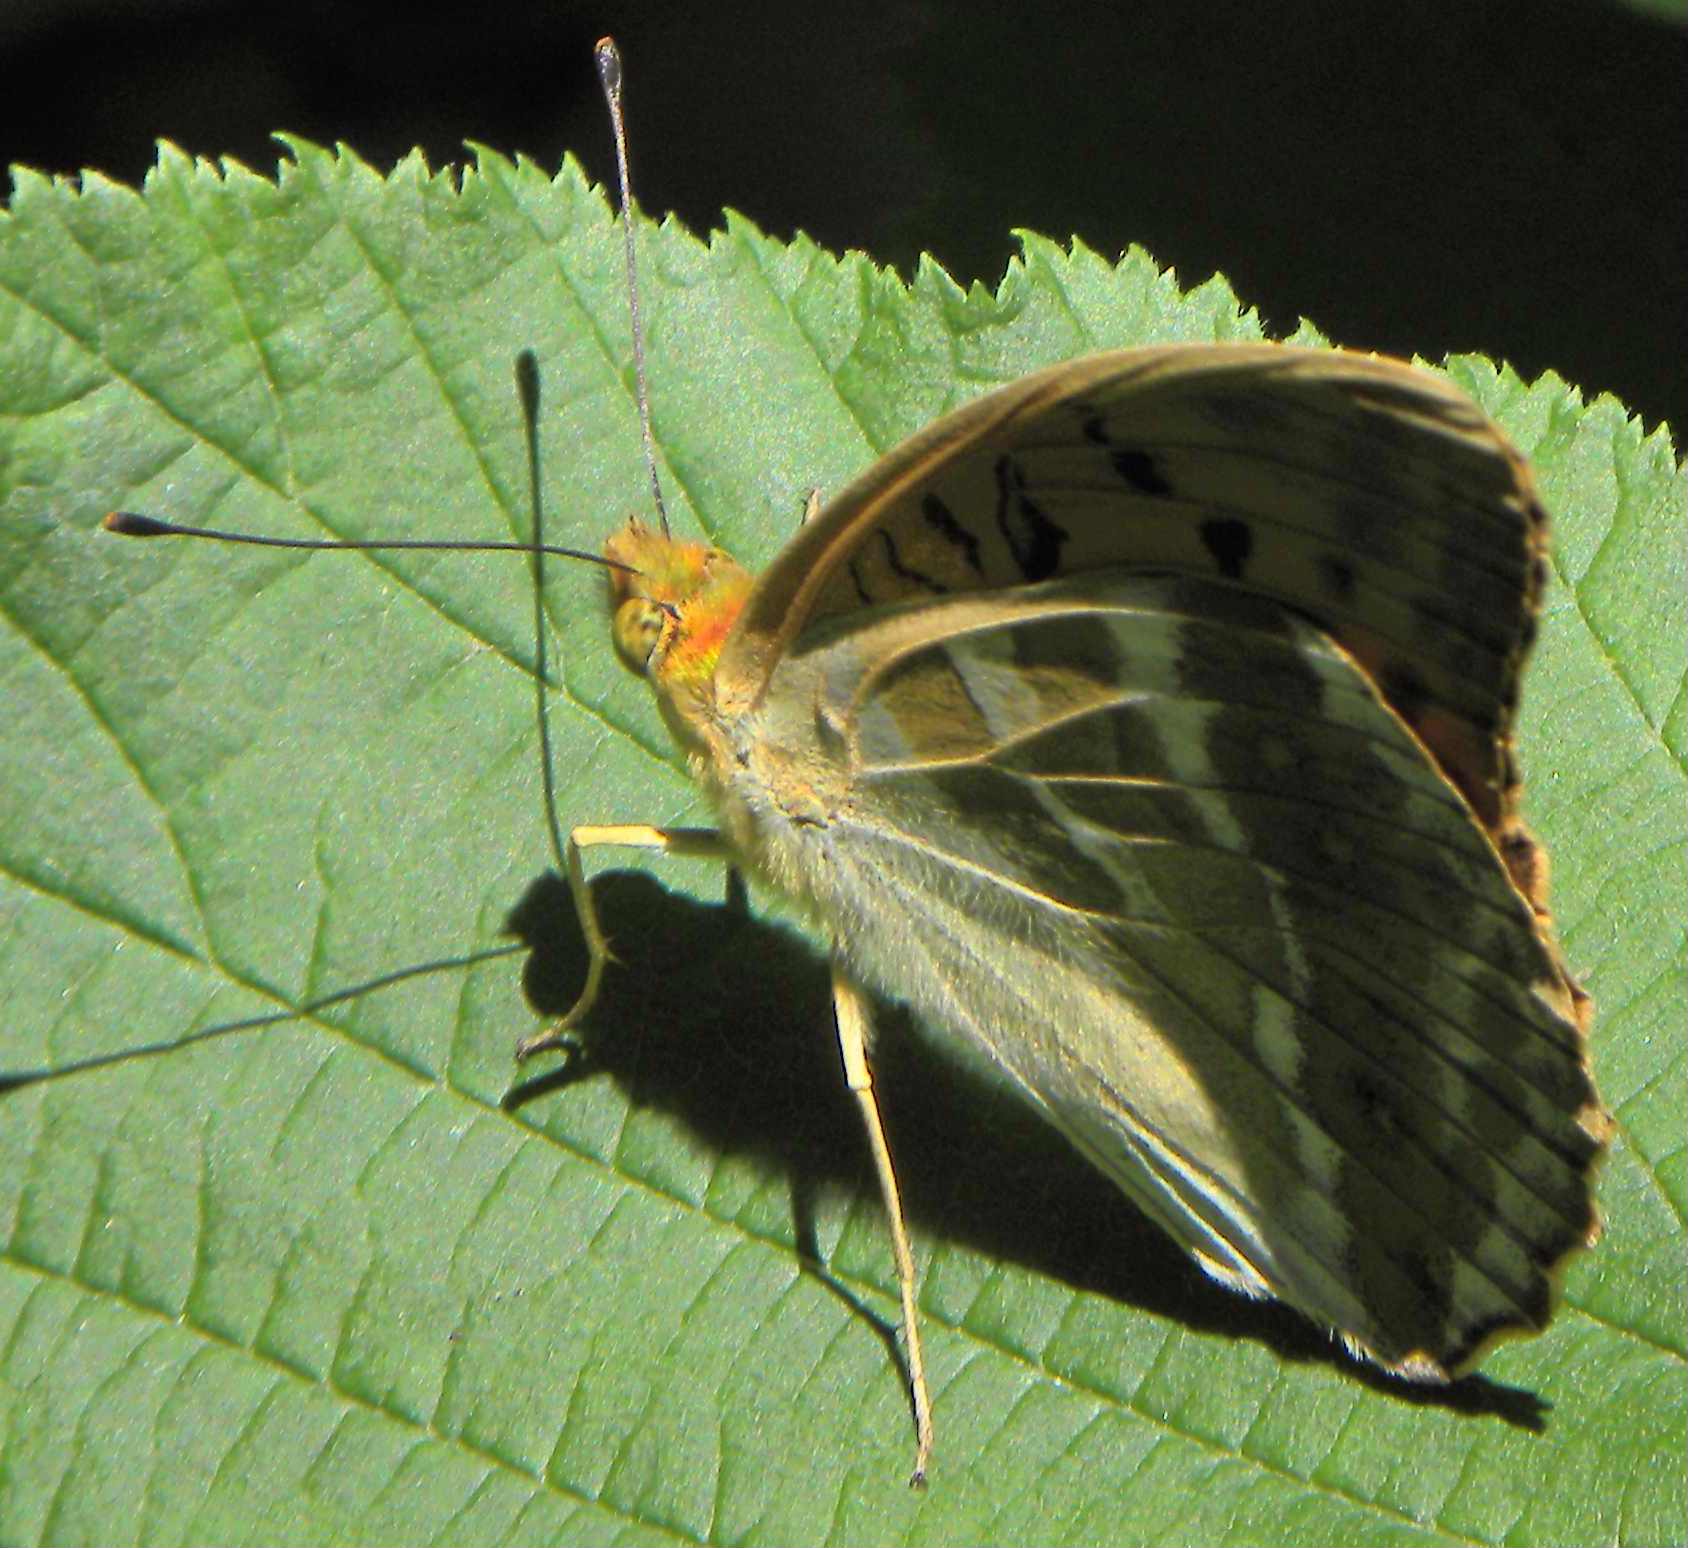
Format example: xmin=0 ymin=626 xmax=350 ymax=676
xmin=101 ymin=511 xmax=635 ymax=574
xmin=596 ymin=35 xmax=671 ymax=539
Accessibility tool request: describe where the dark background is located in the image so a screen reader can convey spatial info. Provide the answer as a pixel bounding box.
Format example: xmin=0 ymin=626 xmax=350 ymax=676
xmin=4 ymin=0 xmax=1683 ymax=436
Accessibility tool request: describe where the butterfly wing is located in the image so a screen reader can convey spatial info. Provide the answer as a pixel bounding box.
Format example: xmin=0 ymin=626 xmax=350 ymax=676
xmin=716 ymin=346 xmax=1555 ymax=919
xmin=726 ymin=572 xmax=1607 ymax=1374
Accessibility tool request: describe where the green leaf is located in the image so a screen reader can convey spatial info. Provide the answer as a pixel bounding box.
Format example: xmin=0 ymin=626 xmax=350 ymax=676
xmin=2 ymin=143 xmax=1682 ymax=1547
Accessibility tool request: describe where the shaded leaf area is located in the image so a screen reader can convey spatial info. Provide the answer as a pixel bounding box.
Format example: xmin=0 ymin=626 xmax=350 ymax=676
xmin=512 ymin=868 xmax=1578 ymax=1418
xmin=0 ymin=142 xmax=1682 ymax=1546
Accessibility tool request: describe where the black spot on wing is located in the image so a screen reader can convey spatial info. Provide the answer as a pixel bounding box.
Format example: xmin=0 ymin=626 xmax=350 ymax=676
xmin=1400 ymin=1246 xmax=1456 ymax=1327
xmin=1378 ymin=661 xmax=1432 ymax=726
xmin=1075 ymin=407 xmax=1171 ymax=494
xmin=876 ymin=527 xmax=949 ymax=595
xmin=921 ymin=493 xmax=984 ymax=573
xmin=993 ymin=455 xmax=1069 ymax=581
xmin=1112 ymin=449 xmax=1173 ymax=496
xmin=1199 ymin=517 xmax=1254 ymax=580
xmin=1318 ymin=554 xmax=1358 ymax=602
xmin=1347 ymin=1068 xmax=1398 ymax=1138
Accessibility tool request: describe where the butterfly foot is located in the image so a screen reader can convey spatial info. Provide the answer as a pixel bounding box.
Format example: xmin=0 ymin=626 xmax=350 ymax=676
xmin=514 ymin=1018 xmax=584 ymax=1064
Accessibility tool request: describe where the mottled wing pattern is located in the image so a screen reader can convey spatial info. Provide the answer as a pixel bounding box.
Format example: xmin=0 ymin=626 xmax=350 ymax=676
xmin=741 ymin=574 xmax=1607 ymax=1374
xmin=719 ymin=347 xmax=1559 ymax=942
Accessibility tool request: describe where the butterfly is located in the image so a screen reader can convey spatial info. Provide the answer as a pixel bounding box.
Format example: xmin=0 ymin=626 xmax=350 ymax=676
xmin=88 ymin=39 xmax=1610 ymax=1490
xmin=504 ymin=321 xmax=1611 ymax=1480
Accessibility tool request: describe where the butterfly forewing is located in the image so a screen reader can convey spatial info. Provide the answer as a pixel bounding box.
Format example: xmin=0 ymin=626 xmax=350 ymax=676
xmin=732 ymin=571 xmax=1603 ymax=1373
xmin=720 ymin=347 xmax=1550 ymax=875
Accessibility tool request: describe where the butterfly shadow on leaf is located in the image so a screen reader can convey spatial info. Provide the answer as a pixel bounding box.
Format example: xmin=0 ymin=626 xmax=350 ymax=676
xmin=500 ymin=867 xmax=1548 ymax=1431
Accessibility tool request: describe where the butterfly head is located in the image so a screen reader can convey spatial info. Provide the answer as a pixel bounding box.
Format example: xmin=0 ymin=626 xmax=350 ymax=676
xmin=604 ymin=516 xmax=753 ymax=704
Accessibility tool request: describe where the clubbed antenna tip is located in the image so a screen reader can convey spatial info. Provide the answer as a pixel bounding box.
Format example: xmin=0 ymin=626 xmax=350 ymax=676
xmin=104 ymin=511 xmax=174 ymax=537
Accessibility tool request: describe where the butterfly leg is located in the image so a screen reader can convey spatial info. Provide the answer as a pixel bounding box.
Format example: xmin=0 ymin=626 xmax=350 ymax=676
xmin=831 ymin=962 xmax=934 ymax=1488
xmin=514 ymin=823 xmax=729 ymax=1060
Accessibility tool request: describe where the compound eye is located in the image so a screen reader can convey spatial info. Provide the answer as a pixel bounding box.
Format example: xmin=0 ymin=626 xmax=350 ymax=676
xmin=612 ymin=597 xmax=667 ymax=674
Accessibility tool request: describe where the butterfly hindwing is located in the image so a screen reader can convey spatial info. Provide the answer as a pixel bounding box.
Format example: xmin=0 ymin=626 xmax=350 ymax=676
xmin=731 ymin=572 xmax=1605 ymax=1374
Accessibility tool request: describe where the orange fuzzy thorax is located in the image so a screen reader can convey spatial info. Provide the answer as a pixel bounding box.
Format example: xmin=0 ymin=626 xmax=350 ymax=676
xmin=603 ymin=517 xmax=753 ymax=698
